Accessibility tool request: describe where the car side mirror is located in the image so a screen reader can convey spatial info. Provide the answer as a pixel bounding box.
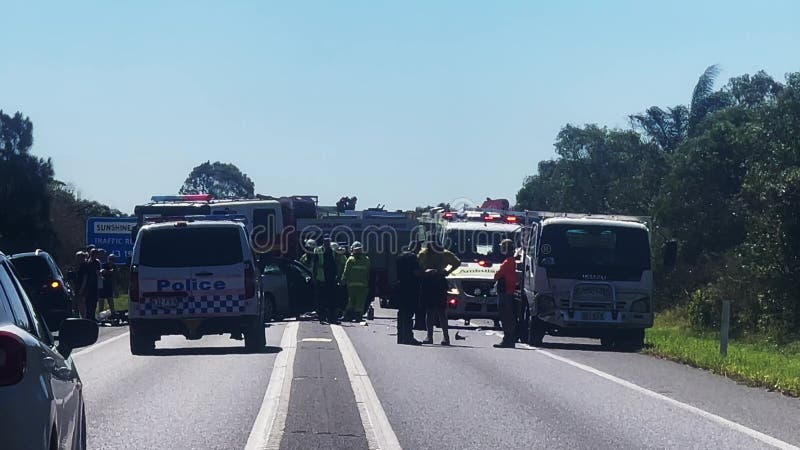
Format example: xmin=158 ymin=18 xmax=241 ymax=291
xmin=57 ymin=318 xmax=98 ymax=357
xmin=662 ymin=240 xmax=678 ymax=271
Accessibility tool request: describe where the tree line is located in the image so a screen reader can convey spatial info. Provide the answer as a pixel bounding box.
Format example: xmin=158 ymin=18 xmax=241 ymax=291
xmin=0 ymin=111 xmax=124 ymax=265
xmin=516 ymin=66 xmax=800 ymax=342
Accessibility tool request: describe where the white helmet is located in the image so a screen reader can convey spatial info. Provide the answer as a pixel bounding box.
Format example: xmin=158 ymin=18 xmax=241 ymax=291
xmin=305 ymin=239 xmax=317 ymax=249
xmin=330 ymin=242 xmax=340 ymax=252
xmin=351 ymin=241 xmax=363 ymax=252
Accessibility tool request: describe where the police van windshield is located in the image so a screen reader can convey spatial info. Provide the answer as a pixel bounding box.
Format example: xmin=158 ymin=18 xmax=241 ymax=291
xmin=539 ymin=224 xmax=650 ymax=272
xmin=444 ymin=229 xmax=515 ymax=263
xmin=139 ymin=227 xmax=244 ymax=267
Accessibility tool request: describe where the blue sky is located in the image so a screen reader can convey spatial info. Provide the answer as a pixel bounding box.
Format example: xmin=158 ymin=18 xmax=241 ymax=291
xmin=2 ymin=1 xmax=799 ymax=214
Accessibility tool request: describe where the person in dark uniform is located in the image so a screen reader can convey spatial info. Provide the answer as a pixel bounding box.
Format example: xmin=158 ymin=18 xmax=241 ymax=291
xmin=80 ymin=249 xmax=102 ymax=322
xmin=395 ymin=241 xmax=422 ymax=345
xmin=313 ymin=237 xmax=341 ymax=324
xmin=418 ymin=241 xmax=461 ymax=346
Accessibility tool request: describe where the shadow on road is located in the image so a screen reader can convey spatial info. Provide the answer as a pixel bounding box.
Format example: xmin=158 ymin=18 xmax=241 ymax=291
xmin=151 ymin=345 xmax=283 ymax=356
xmin=540 ymin=341 xmax=644 ymax=354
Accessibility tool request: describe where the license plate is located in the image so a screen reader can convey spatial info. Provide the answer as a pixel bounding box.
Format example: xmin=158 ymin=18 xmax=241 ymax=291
xmin=150 ymin=297 xmax=182 ymax=308
xmin=580 ymin=311 xmax=605 ymax=321
xmin=574 ymin=285 xmax=611 ymax=300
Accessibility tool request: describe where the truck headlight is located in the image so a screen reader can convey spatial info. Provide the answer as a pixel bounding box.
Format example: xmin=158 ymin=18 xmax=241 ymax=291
xmin=630 ymin=297 xmax=650 ymax=313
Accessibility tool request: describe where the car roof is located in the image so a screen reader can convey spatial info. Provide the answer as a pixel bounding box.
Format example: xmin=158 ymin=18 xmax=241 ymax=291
xmin=542 ymin=217 xmax=648 ymax=230
xmin=9 ymin=250 xmax=52 ymax=259
xmin=140 ymin=220 xmax=247 ymax=231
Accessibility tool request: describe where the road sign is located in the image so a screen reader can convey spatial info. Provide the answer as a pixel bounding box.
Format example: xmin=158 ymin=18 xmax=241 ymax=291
xmin=86 ymin=217 xmax=137 ymax=264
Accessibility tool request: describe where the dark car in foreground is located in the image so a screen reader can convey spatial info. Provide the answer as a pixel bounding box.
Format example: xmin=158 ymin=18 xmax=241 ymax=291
xmin=9 ymin=250 xmax=75 ymax=331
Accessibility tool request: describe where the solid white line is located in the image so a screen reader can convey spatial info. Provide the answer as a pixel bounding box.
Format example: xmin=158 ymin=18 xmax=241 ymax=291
xmin=72 ymin=331 xmax=130 ymax=358
xmin=527 ymin=346 xmax=799 ymax=450
xmin=245 ymin=321 xmax=299 ymax=450
xmin=331 ymin=324 xmax=401 ymax=450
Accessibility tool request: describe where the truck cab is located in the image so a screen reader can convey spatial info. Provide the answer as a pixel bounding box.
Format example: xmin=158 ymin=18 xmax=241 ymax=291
xmin=520 ymin=213 xmax=653 ymax=349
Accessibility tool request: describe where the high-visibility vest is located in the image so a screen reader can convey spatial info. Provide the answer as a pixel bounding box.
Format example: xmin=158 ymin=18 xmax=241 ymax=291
xmin=343 ymin=255 xmax=370 ymax=288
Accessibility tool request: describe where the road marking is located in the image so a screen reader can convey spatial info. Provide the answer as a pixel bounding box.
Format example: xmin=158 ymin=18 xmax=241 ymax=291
xmin=301 ymin=337 xmax=332 ymax=342
xmin=526 ymin=346 xmax=799 ymax=450
xmin=245 ymin=322 xmax=299 ymax=450
xmin=331 ymin=324 xmax=401 ymax=450
xmin=72 ymin=331 xmax=130 ymax=358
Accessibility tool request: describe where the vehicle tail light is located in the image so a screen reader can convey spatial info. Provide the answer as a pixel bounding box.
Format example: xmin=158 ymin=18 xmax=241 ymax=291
xmin=50 ymin=281 xmax=60 ymax=289
xmin=245 ymin=262 xmax=256 ymax=298
xmin=506 ymin=216 xmax=518 ymax=223
xmin=477 ymin=260 xmax=491 ymax=267
xmin=0 ymin=331 xmax=26 ymax=386
xmin=443 ymin=212 xmax=454 ymax=220
xmin=447 ymin=298 xmax=458 ymax=308
xmin=129 ymin=266 xmax=140 ymax=302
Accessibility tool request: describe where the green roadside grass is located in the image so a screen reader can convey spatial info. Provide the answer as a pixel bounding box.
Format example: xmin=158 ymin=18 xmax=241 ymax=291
xmin=645 ymin=311 xmax=800 ymax=397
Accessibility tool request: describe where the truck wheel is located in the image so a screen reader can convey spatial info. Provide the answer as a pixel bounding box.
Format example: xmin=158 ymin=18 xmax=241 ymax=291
xmin=617 ymin=330 xmax=645 ymax=352
xmin=130 ymin=325 xmax=155 ymax=355
xmin=245 ymin=316 xmax=266 ymax=351
xmin=527 ymin=316 xmax=545 ymax=346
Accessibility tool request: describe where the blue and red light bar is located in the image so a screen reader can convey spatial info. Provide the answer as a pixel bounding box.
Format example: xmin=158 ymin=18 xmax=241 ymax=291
xmin=150 ymin=194 xmax=214 ymax=203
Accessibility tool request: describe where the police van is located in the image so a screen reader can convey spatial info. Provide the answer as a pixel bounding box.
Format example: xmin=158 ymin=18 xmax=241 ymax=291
xmin=128 ymin=215 xmax=265 ymax=354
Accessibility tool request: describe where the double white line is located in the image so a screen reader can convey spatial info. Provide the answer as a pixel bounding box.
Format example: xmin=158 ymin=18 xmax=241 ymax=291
xmin=245 ymin=322 xmax=400 ymax=450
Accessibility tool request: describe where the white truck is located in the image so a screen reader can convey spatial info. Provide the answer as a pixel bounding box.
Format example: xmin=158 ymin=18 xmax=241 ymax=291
xmin=519 ymin=212 xmax=654 ymax=349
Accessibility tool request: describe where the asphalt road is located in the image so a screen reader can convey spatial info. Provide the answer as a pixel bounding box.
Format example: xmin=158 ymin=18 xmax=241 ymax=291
xmin=70 ymin=308 xmax=800 ymax=450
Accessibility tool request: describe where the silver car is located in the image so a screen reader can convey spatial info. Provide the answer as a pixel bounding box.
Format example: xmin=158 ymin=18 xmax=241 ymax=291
xmin=0 ymin=251 xmax=98 ymax=450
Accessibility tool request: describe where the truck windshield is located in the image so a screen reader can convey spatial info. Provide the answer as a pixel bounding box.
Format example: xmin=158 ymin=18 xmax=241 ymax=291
xmin=444 ymin=229 xmax=516 ymax=263
xmin=539 ymin=224 xmax=650 ymax=271
xmin=139 ymin=227 xmax=244 ymax=267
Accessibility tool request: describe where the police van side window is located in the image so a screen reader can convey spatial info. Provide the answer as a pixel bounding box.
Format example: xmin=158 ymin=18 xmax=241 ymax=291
xmin=0 ymin=262 xmax=34 ymax=333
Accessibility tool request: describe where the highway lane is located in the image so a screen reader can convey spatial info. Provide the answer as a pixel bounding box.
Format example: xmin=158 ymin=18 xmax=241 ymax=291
xmin=73 ymin=323 xmax=287 ymax=450
xmin=66 ymin=309 xmax=800 ymax=449
xmin=345 ymin=307 xmax=800 ymax=449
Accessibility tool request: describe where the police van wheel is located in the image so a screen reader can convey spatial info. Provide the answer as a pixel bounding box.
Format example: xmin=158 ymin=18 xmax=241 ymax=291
xmin=130 ymin=326 xmax=155 ymax=355
xmin=245 ymin=316 xmax=266 ymax=351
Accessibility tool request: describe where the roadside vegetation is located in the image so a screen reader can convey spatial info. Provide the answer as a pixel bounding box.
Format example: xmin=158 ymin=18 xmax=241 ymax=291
xmin=646 ymin=309 xmax=800 ymax=397
xmin=516 ymin=67 xmax=800 ymax=350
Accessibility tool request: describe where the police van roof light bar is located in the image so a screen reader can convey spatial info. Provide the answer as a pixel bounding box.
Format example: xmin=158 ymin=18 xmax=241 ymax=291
xmin=150 ymin=194 xmax=214 ymax=203
xmin=143 ymin=214 xmax=247 ymax=224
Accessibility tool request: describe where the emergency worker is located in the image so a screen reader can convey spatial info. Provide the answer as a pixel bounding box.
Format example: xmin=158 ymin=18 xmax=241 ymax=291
xmin=299 ymin=239 xmax=318 ymax=271
xmin=494 ymin=239 xmax=518 ymax=348
xmin=395 ymin=241 xmax=422 ymax=345
xmin=331 ymin=242 xmax=349 ymax=318
xmin=313 ymin=237 xmax=340 ymax=324
xmin=342 ymin=241 xmax=371 ymax=322
xmin=418 ymin=241 xmax=461 ymax=345
xmin=80 ymin=248 xmax=102 ymax=322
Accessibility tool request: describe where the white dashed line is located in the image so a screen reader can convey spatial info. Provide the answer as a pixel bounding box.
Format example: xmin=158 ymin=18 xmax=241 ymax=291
xmin=331 ymin=324 xmax=401 ymax=450
xmin=245 ymin=321 xmax=299 ymax=450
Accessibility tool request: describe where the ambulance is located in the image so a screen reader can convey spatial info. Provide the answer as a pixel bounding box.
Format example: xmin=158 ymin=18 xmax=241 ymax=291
xmin=437 ymin=210 xmax=523 ymax=324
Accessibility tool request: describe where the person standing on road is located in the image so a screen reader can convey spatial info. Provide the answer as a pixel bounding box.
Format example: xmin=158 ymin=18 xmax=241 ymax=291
xmin=80 ymin=248 xmax=102 ymax=322
xmin=342 ymin=241 xmax=371 ymax=322
xmin=68 ymin=251 xmax=88 ymax=318
xmin=99 ymin=253 xmax=118 ymax=322
xmin=331 ymin=242 xmax=349 ymax=320
xmin=493 ymin=239 xmax=519 ymax=348
xmin=395 ymin=241 xmax=422 ymax=345
xmin=314 ymin=237 xmax=340 ymax=324
xmin=418 ymin=241 xmax=460 ymax=346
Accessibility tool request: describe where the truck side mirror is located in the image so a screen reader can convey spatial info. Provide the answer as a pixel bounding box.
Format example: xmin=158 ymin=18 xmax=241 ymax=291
xmin=662 ymin=240 xmax=678 ymax=271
